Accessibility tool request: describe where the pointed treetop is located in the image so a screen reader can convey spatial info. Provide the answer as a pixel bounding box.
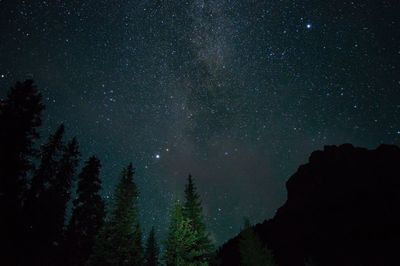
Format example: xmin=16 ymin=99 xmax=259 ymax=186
xmin=126 ymin=163 xmax=135 ymax=178
xmin=87 ymin=155 xmax=101 ymax=167
xmin=64 ymin=137 xmax=80 ymax=156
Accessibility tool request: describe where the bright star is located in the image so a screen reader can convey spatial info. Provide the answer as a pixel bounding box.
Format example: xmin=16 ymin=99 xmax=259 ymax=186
xmin=306 ymin=23 xmax=312 ymax=29
xmin=155 ymin=154 xmax=160 ymax=159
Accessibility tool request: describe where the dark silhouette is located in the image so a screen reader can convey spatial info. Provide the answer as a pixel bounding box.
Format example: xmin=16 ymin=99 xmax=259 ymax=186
xmin=217 ymin=144 xmax=400 ymax=266
xmin=144 ymin=227 xmax=159 ymax=266
xmin=50 ymin=137 xmax=80 ymax=263
xmin=23 ymin=124 xmax=65 ymax=265
xmin=133 ymin=223 xmax=144 ymax=266
xmin=87 ymin=164 xmax=143 ymax=266
xmin=0 ymin=80 xmax=44 ymax=264
xmin=238 ymin=219 xmax=276 ymax=266
xmin=65 ymin=156 xmax=105 ymax=266
xmin=3 ymin=80 xmax=400 ymax=266
xmin=23 ymin=125 xmax=80 ymax=265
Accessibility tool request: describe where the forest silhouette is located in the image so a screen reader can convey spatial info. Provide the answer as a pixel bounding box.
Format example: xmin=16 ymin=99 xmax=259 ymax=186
xmin=1 ymin=80 xmax=400 ymax=266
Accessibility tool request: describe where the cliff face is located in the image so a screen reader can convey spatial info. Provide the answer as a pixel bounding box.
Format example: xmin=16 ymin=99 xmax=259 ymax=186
xmin=217 ymin=144 xmax=400 ymax=266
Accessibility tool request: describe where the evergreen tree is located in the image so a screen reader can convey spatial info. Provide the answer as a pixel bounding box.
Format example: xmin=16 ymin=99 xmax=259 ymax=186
xmin=133 ymin=223 xmax=144 ymax=265
xmin=50 ymin=137 xmax=80 ymax=258
xmin=87 ymin=163 xmax=142 ymax=266
xmin=164 ymin=201 xmax=206 ymax=266
xmin=27 ymin=124 xmax=65 ymax=202
xmin=23 ymin=126 xmax=80 ymax=265
xmin=0 ymin=80 xmax=44 ymax=264
xmin=183 ymin=174 xmax=213 ymax=263
xmin=239 ymin=219 xmax=276 ymax=266
xmin=65 ymin=156 xmax=104 ymax=266
xmin=23 ymin=124 xmax=66 ymax=265
xmin=144 ymin=227 xmax=160 ymax=266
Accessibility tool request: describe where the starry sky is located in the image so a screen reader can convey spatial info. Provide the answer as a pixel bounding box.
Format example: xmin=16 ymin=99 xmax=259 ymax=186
xmin=0 ymin=0 xmax=399 ymax=245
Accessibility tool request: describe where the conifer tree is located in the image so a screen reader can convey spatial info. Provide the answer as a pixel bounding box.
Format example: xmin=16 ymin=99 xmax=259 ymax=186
xmin=134 ymin=223 xmax=144 ymax=265
xmin=165 ymin=201 xmax=206 ymax=266
xmin=50 ymin=137 xmax=80 ymax=254
xmin=88 ymin=163 xmax=142 ymax=266
xmin=183 ymin=174 xmax=213 ymax=263
xmin=23 ymin=126 xmax=80 ymax=265
xmin=65 ymin=156 xmax=104 ymax=266
xmin=0 ymin=80 xmax=44 ymax=264
xmin=23 ymin=124 xmax=66 ymax=265
xmin=27 ymin=124 xmax=65 ymax=202
xmin=239 ymin=219 xmax=276 ymax=266
xmin=144 ymin=227 xmax=160 ymax=266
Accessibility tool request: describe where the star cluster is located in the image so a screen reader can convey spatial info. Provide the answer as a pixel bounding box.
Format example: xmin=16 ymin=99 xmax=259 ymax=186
xmin=0 ymin=0 xmax=399 ymax=244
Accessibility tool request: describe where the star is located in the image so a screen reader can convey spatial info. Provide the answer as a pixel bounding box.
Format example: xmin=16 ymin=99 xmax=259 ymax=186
xmin=0 ymin=0 xmax=396 ymax=247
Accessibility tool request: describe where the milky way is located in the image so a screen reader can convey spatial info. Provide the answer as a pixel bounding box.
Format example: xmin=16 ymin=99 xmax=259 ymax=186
xmin=0 ymin=0 xmax=399 ymax=244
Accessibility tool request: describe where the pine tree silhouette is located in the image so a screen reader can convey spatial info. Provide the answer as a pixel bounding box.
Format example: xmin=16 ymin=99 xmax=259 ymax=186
xmin=144 ymin=227 xmax=160 ymax=266
xmin=23 ymin=124 xmax=66 ymax=265
xmin=0 ymin=80 xmax=44 ymax=265
xmin=23 ymin=125 xmax=80 ymax=265
xmin=65 ymin=156 xmax=105 ymax=266
xmin=88 ymin=163 xmax=142 ymax=266
xmin=49 ymin=137 xmax=80 ymax=263
xmin=133 ymin=223 xmax=144 ymax=265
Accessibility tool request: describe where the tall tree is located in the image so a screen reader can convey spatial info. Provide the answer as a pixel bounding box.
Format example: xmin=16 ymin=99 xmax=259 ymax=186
xmin=144 ymin=227 xmax=160 ymax=266
xmin=23 ymin=124 xmax=66 ymax=265
xmin=23 ymin=126 xmax=80 ymax=265
xmin=51 ymin=137 xmax=80 ymax=257
xmin=26 ymin=124 xmax=65 ymax=202
xmin=65 ymin=156 xmax=105 ymax=266
xmin=164 ymin=201 xmax=206 ymax=266
xmin=133 ymin=223 xmax=144 ymax=266
xmin=239 ymin=219 xmax=276 ymax=266
xmin=183 ymin=174 xmax=213 ymax=263
xmin=87 ymin=163 xmax=142 ymax=266
xmin=0 ymin=80 xmax=44 ymax=264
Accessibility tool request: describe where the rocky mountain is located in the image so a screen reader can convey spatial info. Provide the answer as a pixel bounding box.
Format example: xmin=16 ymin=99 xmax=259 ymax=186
xmin=216 ymin=144 xmax=400 ymax=266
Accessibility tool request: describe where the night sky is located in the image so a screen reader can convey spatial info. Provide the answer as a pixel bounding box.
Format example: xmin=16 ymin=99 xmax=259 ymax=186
xmin=1 ymin=0 xmax=399 ymax=245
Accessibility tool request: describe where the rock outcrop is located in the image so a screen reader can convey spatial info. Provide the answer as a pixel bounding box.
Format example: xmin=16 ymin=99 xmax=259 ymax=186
xmin=217 ymin=144 xmax=400 ymax=266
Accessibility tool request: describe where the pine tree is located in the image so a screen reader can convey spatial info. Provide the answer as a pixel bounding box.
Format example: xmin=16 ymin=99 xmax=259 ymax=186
xmin=133 ymin=223 xmax=144 ymax=265
xmin=239 ymin=219 xmax=276 ymax=266
xmin=164 ymin=201 xmax=206 ymax=266
xmin=23 ymin=124 xmax=66 ymax=265
xmin=65 ymin=156 xmax=104 ymax=266
xmin=27 ymin=124 xmax=65 ymax=202
xmin=50 ymin=137 xmax=80 ymax=258
xmin=144 ymin=227 xmax=160 ymax=266
xmin=88 ymin=163 xmax=142 ymax=266
xmin=0 ymin=80 xmax=44 ymax=264
xmin=22 ymin=125 xmax=80 ymax=265
xmin=183 ymin=174 xmax=213 ymax=264
xmin=0 ymin=80 xmax=44 ymax=202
